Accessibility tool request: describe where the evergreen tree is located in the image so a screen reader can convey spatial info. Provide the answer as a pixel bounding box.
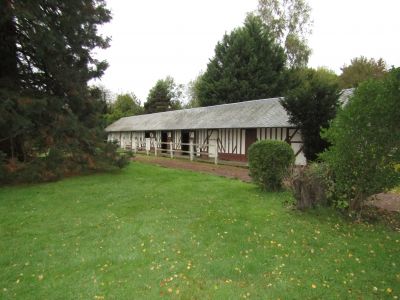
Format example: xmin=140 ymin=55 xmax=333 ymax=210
xmin=0 ymin=0 xmax=125 ymax=182
xmin=281 ymin=68 xmax=341 ymax=161
xmin=196 ymin=15 xmax=286 ymax=107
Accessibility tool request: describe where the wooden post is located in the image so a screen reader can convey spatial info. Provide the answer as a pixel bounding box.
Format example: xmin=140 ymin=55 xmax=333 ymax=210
xmin=135 ymin=140 xmax=138 ymax=154
xmin=170 ymin=141 xmax=173 ymax=158
xmin=145 ymin=138 xmax=150 ymax=156
xmin=214 ymin=147 xmax=218 ymax=165
xmin=154 ymin=141 xmax=157 ymax=157
xmin=189 ymin=141 xmax=194 ymax=161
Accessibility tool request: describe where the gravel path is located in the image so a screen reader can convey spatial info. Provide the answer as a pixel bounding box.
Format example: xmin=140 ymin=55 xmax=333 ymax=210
xmin=368 ymin=193 xmax=400 ymax=212
xmin=134 ymin=155 xmax=251 ymax=182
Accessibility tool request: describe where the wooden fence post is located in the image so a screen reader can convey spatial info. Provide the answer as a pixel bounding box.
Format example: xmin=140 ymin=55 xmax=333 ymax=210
xmin=154 ymin=141 xmax=157 ymax=157
xmin=145 ymin=138 xmax=150 ymax=156
xmin=189 ymin=141 xmax=194 ymax=161
xmin=214 ymin=147 xmax=218 ymax=165
xmin=170 ymin=141 xmax=173 ymax=158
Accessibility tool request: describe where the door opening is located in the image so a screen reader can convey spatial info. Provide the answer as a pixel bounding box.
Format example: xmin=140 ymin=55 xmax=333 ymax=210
xmin=161 ymin=131 xmax=168 ymax=153
xmin=181 ymin=130 xmax=190 ymax=155
xmin=245 ymin=129 xmax=257 ymax=157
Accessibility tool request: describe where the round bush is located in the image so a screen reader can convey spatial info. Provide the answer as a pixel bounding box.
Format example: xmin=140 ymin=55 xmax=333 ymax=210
xmin=248 ymin=140 xmax=295 ymax=191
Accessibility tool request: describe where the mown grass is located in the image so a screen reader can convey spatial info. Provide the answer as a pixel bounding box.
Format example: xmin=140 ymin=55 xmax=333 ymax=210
xmin=0 ymin=162 xmax=399 ymax=299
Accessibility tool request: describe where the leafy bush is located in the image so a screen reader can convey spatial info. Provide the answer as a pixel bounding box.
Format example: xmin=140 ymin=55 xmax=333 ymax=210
xmin=248 ymin=140 xmax=295 ymax=191
xmin=321 ymin=68 xmax=400 ymax=210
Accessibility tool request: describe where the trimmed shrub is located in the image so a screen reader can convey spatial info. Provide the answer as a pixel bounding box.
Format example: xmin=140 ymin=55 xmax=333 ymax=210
xmin=248 ymin=140 xmax=295 ymax=191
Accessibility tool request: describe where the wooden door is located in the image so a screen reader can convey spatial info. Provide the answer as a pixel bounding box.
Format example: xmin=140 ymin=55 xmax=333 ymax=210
xmin=245 ymin=129 xmax=257 ymax=157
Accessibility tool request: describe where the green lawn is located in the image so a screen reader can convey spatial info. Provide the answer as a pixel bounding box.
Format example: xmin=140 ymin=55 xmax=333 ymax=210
xmin=0 ymin=163 xmax=399 ymax=299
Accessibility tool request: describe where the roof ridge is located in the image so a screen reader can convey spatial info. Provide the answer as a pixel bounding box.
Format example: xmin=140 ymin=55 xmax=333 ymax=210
xmin=121 ymin=97 xmax=282 ymax=120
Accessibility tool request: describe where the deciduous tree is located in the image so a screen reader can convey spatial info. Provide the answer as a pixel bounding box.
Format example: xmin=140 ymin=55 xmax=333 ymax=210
xmin=258 ymin=0 xmax=313 ymax=67
xmin=184 ymin=75 xmax=202 ymax=108
xmin=106 ymin=93 xmax=143 ymax=124
xmin=339 ymin=56 xmax=388 ymax=88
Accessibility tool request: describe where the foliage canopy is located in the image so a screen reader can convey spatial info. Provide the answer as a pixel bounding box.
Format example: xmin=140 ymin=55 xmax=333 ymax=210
xmin=339 ymin=56 xmax=388 ymax=89
xmin=281 ymin=68 xmax=341 ymax=161
xmin=0 ymin=0 xmax=126 ymax=183
xmin=321 ymin=68 xmax=400 ymax=210
xmin=144 ymin=76 xmax=183 ymax=114
xmin=196 ymin=15 xmax=286 ymax=107
xmin=106 ymin=93 xmax=143 ymax=125
xmin=258 ymin=0 xmax=313 ymax=68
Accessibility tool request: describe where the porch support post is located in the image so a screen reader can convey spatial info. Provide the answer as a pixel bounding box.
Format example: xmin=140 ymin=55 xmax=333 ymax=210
xmin=190 ymin=140 xmax=194 ymax=161
xmin=145 ymin=138 xmax=150 ymax=156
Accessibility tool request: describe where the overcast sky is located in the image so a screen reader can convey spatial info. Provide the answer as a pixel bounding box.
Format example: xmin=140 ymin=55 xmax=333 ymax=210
xmin=94 ymin=0 xmax=400 ymax=102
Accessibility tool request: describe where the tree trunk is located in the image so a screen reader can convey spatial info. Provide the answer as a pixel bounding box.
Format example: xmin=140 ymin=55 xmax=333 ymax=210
xmin=0 ymin=0 xmax=18 ymax=89
xmin=349 ymin=193 xmax=364 ymax=211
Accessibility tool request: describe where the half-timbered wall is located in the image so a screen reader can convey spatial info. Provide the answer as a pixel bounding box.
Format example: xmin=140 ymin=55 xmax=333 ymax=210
xmin=287 ymin=129 xmax=306 ymax=165
xmin=217 ymin=128 xmax=245 ymax=155
xmin=108 ymin=132 xmax=120 ymax=143
xmin=107 ymin=127 xmax=306 ymax=165
xmin=173 ymin=130 xmax=182 ymax=150
xmin=155 ymin=131 xmax=161 ymax=145
xmin=120 ymin=132 xmax=131 ymax=148
xmin=256 ymin=128 xmax=305 ymax=165
xmin=132 ymin=131 xmax=145 ymax=148
xmin=257 ymin=128 xmax=288 ymax=141
xmin=195 ymin=129 xmax=210 ymax=152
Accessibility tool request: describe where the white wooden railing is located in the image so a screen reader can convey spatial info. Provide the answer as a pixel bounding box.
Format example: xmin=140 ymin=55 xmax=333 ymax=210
xmin=118 ymin=138 xmax=218 ymax=165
